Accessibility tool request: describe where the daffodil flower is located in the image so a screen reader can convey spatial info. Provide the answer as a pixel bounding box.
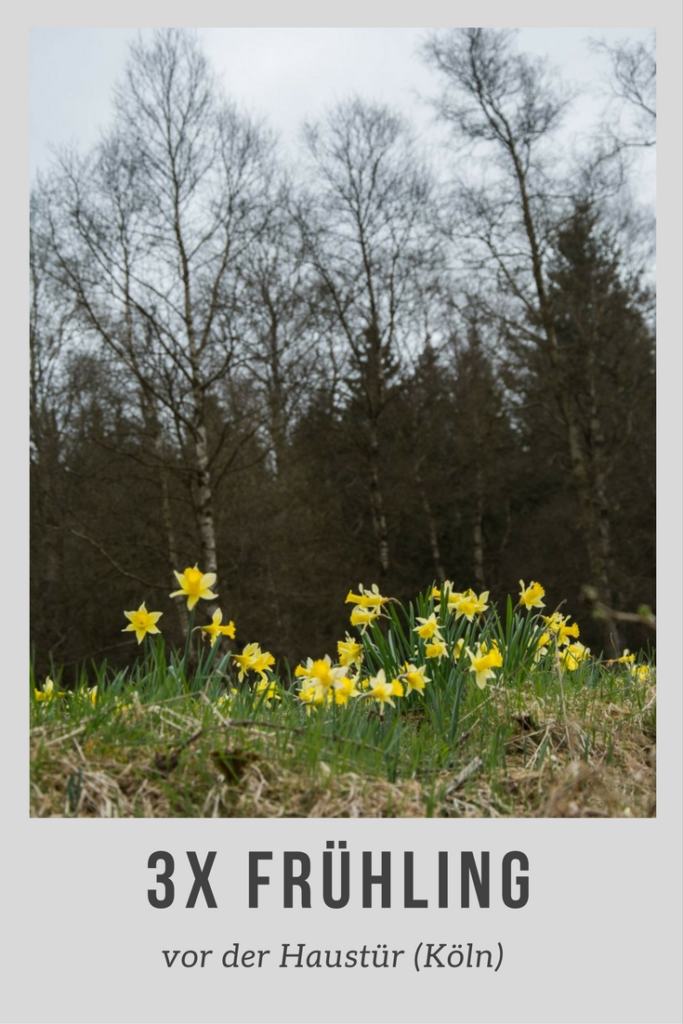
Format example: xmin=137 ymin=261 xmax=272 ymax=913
xmin=122 ymin=602 xmax=163 ymax=644
xmin=449 ymin=589 xmax=489 ymax=621
xmin=295 ymin=656 xmax=350 ymax=704
xmin=34 ymin=676 xmax=64 ymax=702
xmin=432 ymin=580 xmax=455 ymax=609
xmin=337 ymin=635 xmax=363 ymax=668
xmin=414 ymin=613 xmax=441 ymax=640
xmin=533 ymin=630 xmax=551 ymax=663
xmin=298 ymin=684 xmax=327 ymax=710
xmin=254 ymin=679 xmax=280 ymax=704
xmin=365 ymin=669 xmax=403 ymax=712
xmin=233 ymin=642 xmax=274 ymax=683
xmin=425 ymin=639 xmax=448 ymax=660
xmin=350 ymin=605 xmax=381 ymax=630
xmin=401 ymin=662 xmax=430 ymax=695
xmin=198 ymin=608 xmax=236 ymax=647
xmin=332 ymin=676 xmax=360 ymax=705
xmin=344 ymin=583 xmax=389 ymax=608
xmin=542 ymin=612 xmax=580 ymax=646
xmin=170 ymin=565 xmax=218 ymax=610
xmin=467 ymin=641 xmax=503 ymax=689
xmin=518 ymin=580 xmax=546 ymax=610
xmin=560 ymin=641 xmax=590 ymax=671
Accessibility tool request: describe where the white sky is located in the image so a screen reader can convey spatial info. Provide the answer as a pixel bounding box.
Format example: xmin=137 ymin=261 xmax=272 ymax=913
xmin=29 ymin=26 xmax=655 ymax=203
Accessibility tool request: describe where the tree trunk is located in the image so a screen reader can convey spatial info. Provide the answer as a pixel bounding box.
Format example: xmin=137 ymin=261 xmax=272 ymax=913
xmin=509 ymin=145 xmax=618 ymax=651
xmin=193 ymin=420 xmax=218 ymax=575
xmin=368 ymin=419 xmax=390 ymax=576
xmin=415 ymin=458 xmax=445 ymax=581
xmin=472 ymin=472 xmax=486 ymax=592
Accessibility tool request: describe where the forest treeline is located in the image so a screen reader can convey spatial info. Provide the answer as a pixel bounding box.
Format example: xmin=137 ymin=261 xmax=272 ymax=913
xmin=30 ymin=28 xmax=656 ymax=674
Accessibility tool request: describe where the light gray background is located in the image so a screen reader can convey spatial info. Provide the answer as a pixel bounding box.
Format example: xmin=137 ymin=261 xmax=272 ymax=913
xmin=2 ymin=1 xmax=681 ymax=1023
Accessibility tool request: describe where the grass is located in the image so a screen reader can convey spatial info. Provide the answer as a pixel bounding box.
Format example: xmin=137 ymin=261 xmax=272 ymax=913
xmin=30 ymin=600 xmax=656 ymax=818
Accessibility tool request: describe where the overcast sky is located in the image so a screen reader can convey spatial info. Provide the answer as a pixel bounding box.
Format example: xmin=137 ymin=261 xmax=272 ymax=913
xmin=29 ymin=26 xmax=655 ymax=203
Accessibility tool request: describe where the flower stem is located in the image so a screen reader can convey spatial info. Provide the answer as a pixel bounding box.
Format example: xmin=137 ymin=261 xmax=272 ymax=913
xmin=181 ymin=607 xmax=196 ymax=682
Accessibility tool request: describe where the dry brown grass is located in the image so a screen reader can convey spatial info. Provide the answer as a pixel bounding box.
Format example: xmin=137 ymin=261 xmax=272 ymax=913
xmin=30 ymin=692 xmax=655 ymax=818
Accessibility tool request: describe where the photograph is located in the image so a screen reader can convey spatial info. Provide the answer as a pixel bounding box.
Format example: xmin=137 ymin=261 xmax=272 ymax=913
xmin=29 ymin=25 xmax=656 ymax=819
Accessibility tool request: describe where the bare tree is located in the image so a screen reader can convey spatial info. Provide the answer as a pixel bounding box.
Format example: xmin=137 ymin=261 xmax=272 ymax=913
xmin=299 ymin=98 xmax=438 ymax=575
xmin=592 ymin=32 xmax=655 ymax=150
xmin=42 ymin=29 xmax=275 ymax=579
xmin=423 ymin=28 xmax=624 ymax=651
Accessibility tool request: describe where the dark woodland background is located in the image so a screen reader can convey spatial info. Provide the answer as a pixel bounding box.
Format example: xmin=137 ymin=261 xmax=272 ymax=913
xmin=30 ymin=29 xmax=656 ymax=677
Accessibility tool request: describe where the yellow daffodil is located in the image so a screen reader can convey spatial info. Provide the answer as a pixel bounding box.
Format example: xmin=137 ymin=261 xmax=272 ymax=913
xmin=534 ymin=630 xmax=551 ymax=662
xmin=170 ymin=565 xmax=218 ymax=610
xmin=233 ymin=642 xmax=274 ymax=683
xmin=366 ymin=669 xmax=403 ymax=710
xmin=254 ymin=679 xmax=280 ymax=704
xmin=88 ymin=685 xmax=98 ymax=707
xmin=560 ymin=641 xmax=590 ymax=671
xmin=401 ymin=662 xmax=429 ymax=695
xmin=453 ymin=637 xmax=465 ymax=661
xmin=298 ymin=684 xmax=328 ymax=710
xmin=449 ymin=588 xmax=489 ymax=621
xmin=122 ymin=602 xmax=163 ymax=644
xmin=350 ymin=605 xmax=381 ymax=629
xmin=633 ymin=665 xmax=651 ymax=682
xmin=432 ymin=580 xmax=455 ymax=605
xmin=337 ymin=635 xmax=363 ymax=668
xmin=425 ymin=639 xmax=448 ymax=660
xmin=345 ymin=583 xmax=389 ymax=608
xmin=467 ymin=641 xmax=503 ymax=689
xmin=198 ymin=608 xmax=236 ymax=647
xmin=558 ymin=621 xmax=580 ymax=645
xmin=615 ymin=649 xmax=636 ymax=666
xmin=519 ymin=580 xmax=545 ymax=610
xmin=251 ymin=650 xmax=275 ymax=682
xmin=414 ymin=613 xmax=441 ymax=640
xmin=332 ymin=675 xmax=360 ymax=705
xmin=34 ymin=676 xmax=64 ymax=702
xmin=295 ymin=656 xmax=350 ymax=705
xmin=542 ymin=612 xmax=580 ymax=646
xmin=295 ymin=655 xmax=335 ymax=689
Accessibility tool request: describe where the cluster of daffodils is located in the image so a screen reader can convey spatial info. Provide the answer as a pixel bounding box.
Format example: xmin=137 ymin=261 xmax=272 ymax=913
xmin=121 ymin=566 xmax=235 ymax=646
xmin=532 ymin=610 xmax=589 ymax=671
xmin=294 ymin=654 xmax=430 ymax=715
xmin=32 ymin=573 xmax=654 ymax=716
xmin=122 ymin=564 xmax=279 ymax=702
xmin=33 ymin=675 xmax=98 ymax=707
xmin=292 ymin=581 xmax=502 ymax=713
xmin=605 ymin=648 xmax=652 ymax=682
xmin=345 ymin=584 xmax=391 ymax=629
